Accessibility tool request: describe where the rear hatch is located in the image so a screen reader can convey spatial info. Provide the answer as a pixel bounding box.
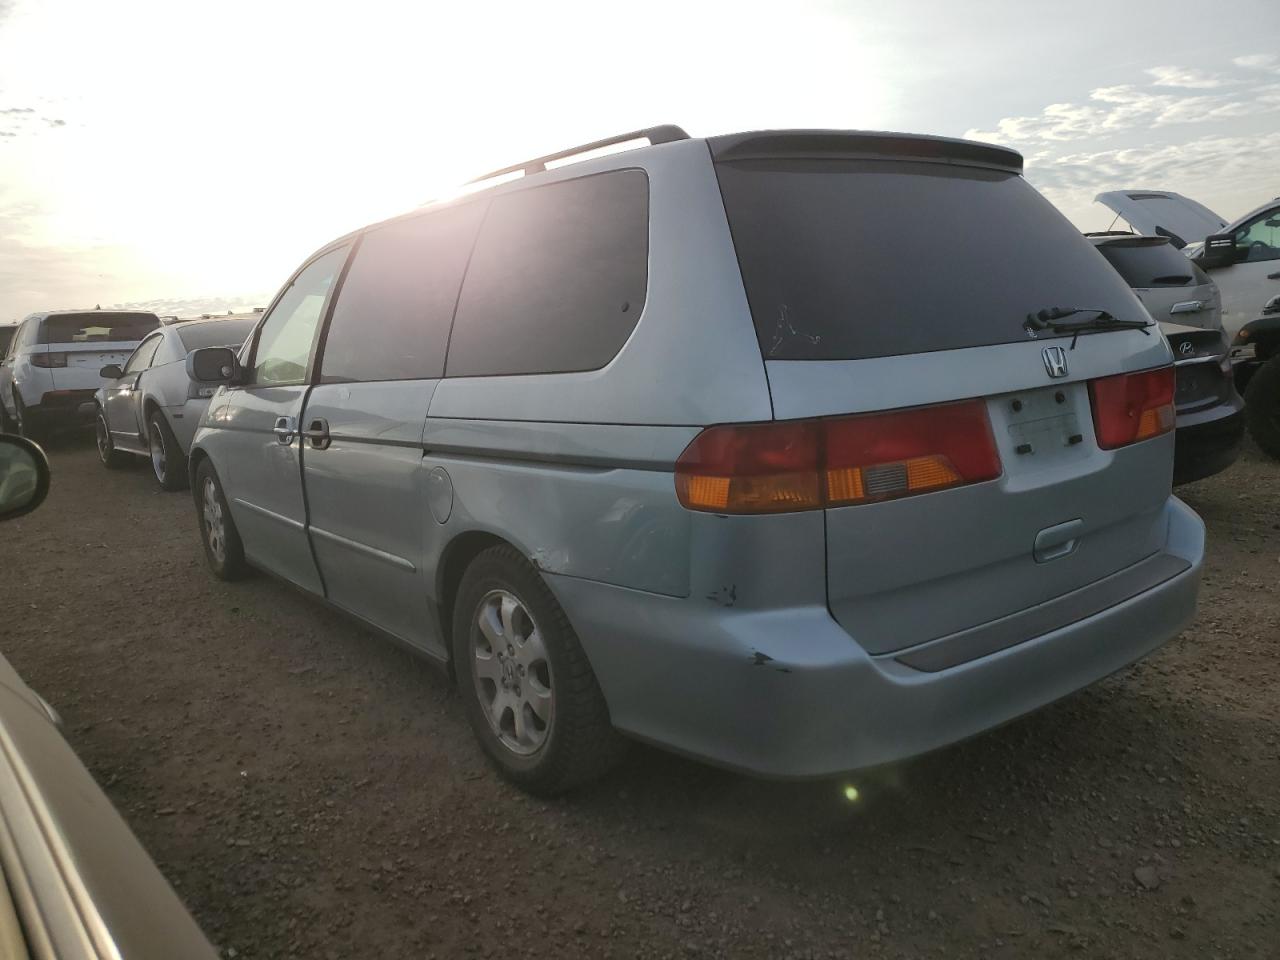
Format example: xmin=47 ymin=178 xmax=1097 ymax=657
xmin=1160 ymin=321 xmax=1235 ymax=415
xmin=38 ymin=312 xmax=159 ymax=389
xmin=712 ymin=131 xmax=1176 ymax=657
xmin=1093 ymin=236 xmax=1222 ymax=331
xmin=1093 ymin=190 xmax=1226 ymax=249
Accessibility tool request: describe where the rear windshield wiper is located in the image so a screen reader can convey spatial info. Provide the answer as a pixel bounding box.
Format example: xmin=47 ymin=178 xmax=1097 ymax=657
xmin=1024 ymin=307 xmax=1151 ymax=347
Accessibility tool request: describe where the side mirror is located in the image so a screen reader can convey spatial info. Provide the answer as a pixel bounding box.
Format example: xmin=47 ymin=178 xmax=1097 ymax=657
xmin=99 ymin=363 xmax=123 ymax=379
xmin=0 ymin=434 xmax=51 ymax=521
xmin=186 ymin=346 xmax=242 ymax=385
xmin=1199 ymin=233 xmax=1238 ymax=270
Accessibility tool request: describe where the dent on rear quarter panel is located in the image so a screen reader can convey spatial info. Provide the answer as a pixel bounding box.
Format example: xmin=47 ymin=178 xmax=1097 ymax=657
xmin=423 ymin=420 xmax=700 ymax=598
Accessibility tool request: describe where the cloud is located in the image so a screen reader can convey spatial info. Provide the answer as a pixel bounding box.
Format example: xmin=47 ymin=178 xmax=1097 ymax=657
xmin=1146 ymin=65 xmax=1233 ymax=89
xmin=1235 ymin=53 xmax=1279 ymax=70
xmin=1026 ymin=131 xmax=1280 ymax=195
xmin=107 ymin=295 xmax=271 ymax=318
xmin=0 ymin=104 xmax=67 ymax=140
xmin=966 ymin=73 xmax=1280 ymax=145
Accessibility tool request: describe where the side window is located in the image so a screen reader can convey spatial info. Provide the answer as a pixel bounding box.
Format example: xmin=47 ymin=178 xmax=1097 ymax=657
xmin=124 ymin=335 xmax=162 ymax=374
xmin=446 ymin=169 xmax=649 ymax=378
xmin=252 ymin=245 xmax=349 ymax=386
xmin=320 ymin=203 xmax=484 ymax=383
xmin=14 ymin=320 xmax=36 ymax=353
xmin=1234 ymin=209 xmax=1280 ymax=263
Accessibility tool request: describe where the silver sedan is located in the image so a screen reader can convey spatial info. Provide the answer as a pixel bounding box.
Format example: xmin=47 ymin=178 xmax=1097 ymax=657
xmin=94 ymin=317 xmax=254 ymax=490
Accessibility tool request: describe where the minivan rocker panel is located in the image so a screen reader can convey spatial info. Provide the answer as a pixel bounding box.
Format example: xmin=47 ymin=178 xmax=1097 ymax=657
xmin=187 ymin=126 xmax=1204 ymax=789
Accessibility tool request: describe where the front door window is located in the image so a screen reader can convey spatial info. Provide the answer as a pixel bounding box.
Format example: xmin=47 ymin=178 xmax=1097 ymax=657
xmin=251 ymin=246 xmax=349 ymax=386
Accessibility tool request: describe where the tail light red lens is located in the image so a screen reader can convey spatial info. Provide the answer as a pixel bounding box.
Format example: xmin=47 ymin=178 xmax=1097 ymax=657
xmin=675 ymin=400 xmax=1001 ymax=514
xmin=31 ymin=352 xmax=67 ymax=368
xmin=1088 ymin=366 xmax=1175 ymax=450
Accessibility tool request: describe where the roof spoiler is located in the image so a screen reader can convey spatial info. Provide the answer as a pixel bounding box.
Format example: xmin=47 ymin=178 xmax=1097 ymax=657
xmin=708 ymin=130 xmax=1023 ymax=174
xmin=467 ymin=125 xmax=690 ymax=185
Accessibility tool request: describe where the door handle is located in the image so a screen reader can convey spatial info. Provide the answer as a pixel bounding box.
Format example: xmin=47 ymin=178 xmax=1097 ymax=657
xmin=303 ymin=417 xmax=331 ymax=450
xmin=273 ymin=415 xmax=297 ymax=444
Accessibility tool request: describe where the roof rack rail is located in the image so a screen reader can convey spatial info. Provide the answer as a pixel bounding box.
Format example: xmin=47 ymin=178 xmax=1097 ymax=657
xmin=467 ymin=124 xmax=690 ymax=185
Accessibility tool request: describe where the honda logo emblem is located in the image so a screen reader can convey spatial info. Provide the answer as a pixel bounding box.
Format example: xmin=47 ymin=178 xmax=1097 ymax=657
xmin=1042 ymin=345 xmax=1069 ymax=379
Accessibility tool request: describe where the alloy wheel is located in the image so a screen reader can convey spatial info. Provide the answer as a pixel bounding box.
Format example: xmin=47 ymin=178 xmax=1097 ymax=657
xmin=96 ymin=416 xmax=111 ymax=462
xmin=149 ymin=421 xmax=167 ymax=483
xmin=471 ymin=589 xmax=555 ymax=756
xmin=202 ymin=478 xmax=226 ymax=563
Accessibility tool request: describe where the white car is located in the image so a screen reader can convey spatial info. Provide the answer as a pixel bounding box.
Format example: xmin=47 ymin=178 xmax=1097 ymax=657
xmin=0 ymin=310 xmax=160 ymax=441
xmin=1095 ymin=190 xmax=1280 ymax=339
xmin=94 ymin=316 xmax=255 ymax=490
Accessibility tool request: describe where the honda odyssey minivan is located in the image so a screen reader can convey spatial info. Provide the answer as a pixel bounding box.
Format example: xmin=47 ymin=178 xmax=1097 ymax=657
xmin=185 ymin=127 xmax=1205 ymax=794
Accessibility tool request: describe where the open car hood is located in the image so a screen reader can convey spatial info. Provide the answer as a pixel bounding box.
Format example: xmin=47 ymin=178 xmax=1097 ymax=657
xmin=1095 ymin=190 xmax=1227 ymax=249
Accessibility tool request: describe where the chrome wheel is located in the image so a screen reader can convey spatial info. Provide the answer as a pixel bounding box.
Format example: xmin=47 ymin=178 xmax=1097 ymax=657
xmin=149 ymin=420 xmax=167 ymax=483
xmin=202 ymin=477 xmax=226 ymax=563
xmin=96 ymin=415 xmax=111 ymax=462
xmin=471 ymin=589 xmax=554 ymax=756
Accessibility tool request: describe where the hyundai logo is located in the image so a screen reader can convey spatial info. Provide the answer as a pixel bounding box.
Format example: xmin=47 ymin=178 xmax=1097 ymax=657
xmin=1042 ymin=345 xmax=1069 ymax=379
xmin=1178 ymin=341 xmax=1194 ymax=356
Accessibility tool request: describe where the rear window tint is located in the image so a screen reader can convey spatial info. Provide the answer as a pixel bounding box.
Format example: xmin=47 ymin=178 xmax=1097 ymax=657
xmin=177 ymin=319 xmax=256 ymax=352
xmin=39 ymin=312 xmax=158 ymax=344
xmin=321 ymin=202 xmax=484 ymax=383
xmin=715 ymin=160 xmax=1144 ymax=361
xmin=1095 ymin=240 xmax=1208 ymax=288
xmin=446 ymin=170 xmax=648 ymax=378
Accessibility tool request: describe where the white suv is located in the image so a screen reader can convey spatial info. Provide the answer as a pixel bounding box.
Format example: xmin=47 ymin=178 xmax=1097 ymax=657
xmin=0 ymin=311 xmax=159 ymax=441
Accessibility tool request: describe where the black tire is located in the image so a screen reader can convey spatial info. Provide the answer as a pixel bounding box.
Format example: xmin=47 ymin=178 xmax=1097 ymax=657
xmin=95 ymin=409 xmax=128 ymax=469
xmin=452 ymin=544 xmax=624 ymax=795
xmin=193 ymin=459 xmax=249 ymax=580
xmin=12 ymin=393 xmax=44 ymax=444
xmin=1244 ymin=355 xmax=1280 ymax=460
xmin=147 ymin=409 xmax=188 ymax=491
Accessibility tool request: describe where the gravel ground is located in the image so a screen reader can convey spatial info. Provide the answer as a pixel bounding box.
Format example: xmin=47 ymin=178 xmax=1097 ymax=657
xmin=1 ymin=434 xmax=1277 ymax=959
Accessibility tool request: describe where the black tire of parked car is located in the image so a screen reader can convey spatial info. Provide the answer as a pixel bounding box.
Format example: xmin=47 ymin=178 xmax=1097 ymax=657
xmin=95 ymin=409 xmax=128 ymax=469
xmin=12 ymin=393 xmax=44 ymax=444
xmin=451 ymin=544 xmax=625 ymax=795
xmin=148 ymin=409 xmax=188 ymax=492
xmin=193 ymin=459 xmax=250 ymax=580
xmin=0 ymin=396 xmax=14 ymax=434
xmin=1244 ymin=355 xmax=1280 ymax=460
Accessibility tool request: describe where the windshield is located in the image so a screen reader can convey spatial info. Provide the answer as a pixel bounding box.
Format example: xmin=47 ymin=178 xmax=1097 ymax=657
xmin=1095 ymin=239 xmax=1209 ymax=289
xmin=177 ymin=319 xmax=255 ymax=351
xmin=39 ymin=312 xmax=159 ymax=345
xmin=715 ymin=159 xmax=1144 ymax=361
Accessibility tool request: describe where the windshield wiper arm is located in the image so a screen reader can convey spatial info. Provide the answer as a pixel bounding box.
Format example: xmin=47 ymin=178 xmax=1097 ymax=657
xmin=1024 ymin=306 xmax=1151 ymax=344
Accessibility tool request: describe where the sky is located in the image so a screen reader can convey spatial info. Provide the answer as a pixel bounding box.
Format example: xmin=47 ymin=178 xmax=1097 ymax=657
xmin=1 ymin=0 xmax=1278 ymax=320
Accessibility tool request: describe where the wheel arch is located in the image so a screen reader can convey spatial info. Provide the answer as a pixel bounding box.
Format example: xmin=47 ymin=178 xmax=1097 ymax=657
xmin=435 ymin=529 xmax=522 ymax=678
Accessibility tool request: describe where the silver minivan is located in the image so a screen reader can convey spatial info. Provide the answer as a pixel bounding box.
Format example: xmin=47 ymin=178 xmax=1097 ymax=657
xmin=186 ymin=127 xmax=1205 ymax=794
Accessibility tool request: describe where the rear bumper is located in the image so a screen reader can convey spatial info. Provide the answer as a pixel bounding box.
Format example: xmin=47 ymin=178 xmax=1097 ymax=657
xmin=28 ymin=389 xmax=98 ymax=424
xmin=552 ymin=496 xmax=1204 ymax=778
xmin=1174 ymin=406 xmax=1244 ymax=485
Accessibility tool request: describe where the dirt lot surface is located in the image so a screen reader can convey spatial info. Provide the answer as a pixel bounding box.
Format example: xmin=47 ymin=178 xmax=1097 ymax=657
xmin=1 ymin=434 xmax=1277 ymax=959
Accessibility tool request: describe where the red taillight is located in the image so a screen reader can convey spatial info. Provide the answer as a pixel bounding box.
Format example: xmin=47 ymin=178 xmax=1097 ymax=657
xmin=1088 ymin=366 xmax=1175 ymax=450
xmin=675 ymin=400 xmax=1001 ymax=514
xmin=30 ymin=352 xmax=67 ymax=368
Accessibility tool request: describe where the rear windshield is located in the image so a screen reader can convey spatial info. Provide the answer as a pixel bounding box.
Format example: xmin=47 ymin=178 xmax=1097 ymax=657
xmin=1095 ymin=240 xmax=1209 ymax=289
xmin=715 ymin=160 xmax=1144 ymax=361
xmin=177 ymin=319 xmax=255 ymax=351
xmin=39 ymin=312 xmax=159 ymax=344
